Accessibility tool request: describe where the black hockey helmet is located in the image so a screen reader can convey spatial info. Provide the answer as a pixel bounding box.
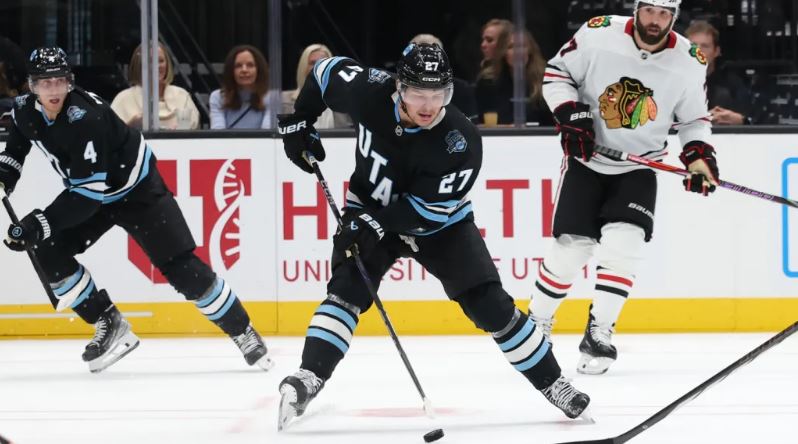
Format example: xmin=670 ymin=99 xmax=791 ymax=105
xmin=28 ymin=47 xmax=71 ymax=80
xmin=397 ymin=43 xmax=453 ymax=90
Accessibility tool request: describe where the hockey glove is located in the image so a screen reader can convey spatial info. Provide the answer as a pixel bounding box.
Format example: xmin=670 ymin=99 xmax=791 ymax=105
xmin=0 ymin=155 xmax=22 ymax=194
xmin=679 ymin=141 xmax=719 ymax=196
xmin=333 ymin=210 xmax=385 ymax=258
xmin=4 ymin=210 xmax=50 ymax=252
xmin=278 ymin=113 xmax=325 ymax=174
xmin=552 ymin=101 xmax=595 ymax=162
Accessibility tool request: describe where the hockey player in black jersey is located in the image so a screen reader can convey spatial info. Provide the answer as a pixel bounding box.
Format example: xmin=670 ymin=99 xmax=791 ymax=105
xmin=0 ymin=47 xmax=272 ymax=373
xmin=276 ymin=43 xmax=591 ymax=429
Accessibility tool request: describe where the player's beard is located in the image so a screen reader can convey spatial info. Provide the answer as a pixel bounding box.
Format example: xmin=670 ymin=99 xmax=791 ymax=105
xmin=635 ymin=15 xmax=671 ymax=46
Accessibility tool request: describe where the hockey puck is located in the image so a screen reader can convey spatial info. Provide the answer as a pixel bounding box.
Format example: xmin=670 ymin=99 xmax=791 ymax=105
xmin=423 ymin=428 xmax=444 ymax=442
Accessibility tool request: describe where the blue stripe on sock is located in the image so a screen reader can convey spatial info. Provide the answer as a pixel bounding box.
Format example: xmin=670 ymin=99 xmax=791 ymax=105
xmin=70 ymin=280 xmax=95 ymax=308
xmin=315 ymin=304 xmax=357 ymax=331
xmin=206 ymin=292 xmax=236 ymax=321
xmin=513 ymin=341 xmax=550 ymax=372
xmin=307 ymin=327 xmax=349 ymax=354
xmin=53 ymin=266 xmax=84 ymax=296
xmin=499 ymin=319 xmax=534 ymax=352
xmin=196 ymin=278 xmax=224 ymax=308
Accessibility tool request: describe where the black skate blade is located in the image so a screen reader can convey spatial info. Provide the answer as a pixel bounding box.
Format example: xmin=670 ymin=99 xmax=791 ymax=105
xmin=88 ymin=336 xmax=140 ymax=373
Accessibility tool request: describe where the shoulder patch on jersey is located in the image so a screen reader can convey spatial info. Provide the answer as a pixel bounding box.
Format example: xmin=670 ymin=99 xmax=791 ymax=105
xmin=587 ymin=16 xmax=612 ymax=28
xmin=14 ymin=94 xmax=28 ymax=108
xmin=445 ymin=130 xmax=468 ymax=154
xmin=368 ymin=68 xmax=391 ymax=84
xmin=598 ymin=77 xmax=658 ymax=130
xmin=688 ymin=43 xmax=707 ymax=65
xmin=66 ymin=106 xmax=87 ymax=123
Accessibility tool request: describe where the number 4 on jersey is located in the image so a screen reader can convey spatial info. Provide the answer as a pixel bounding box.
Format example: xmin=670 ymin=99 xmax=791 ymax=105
xmin=84 ymin=141 xmax=98 ymax=164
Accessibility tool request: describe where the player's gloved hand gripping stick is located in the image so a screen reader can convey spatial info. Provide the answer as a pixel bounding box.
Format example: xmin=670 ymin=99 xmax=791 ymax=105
xmin=594 ymin=145 xmax=798 ymax=209
xmin=301 ymin=151 xmax=437 ymax=420
xmin=0 ymin=187 xmax=64 ymax=310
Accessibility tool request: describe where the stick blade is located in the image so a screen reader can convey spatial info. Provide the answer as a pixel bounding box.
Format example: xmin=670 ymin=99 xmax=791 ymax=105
xmin=553 ymin=438 xmax=618 ymax=444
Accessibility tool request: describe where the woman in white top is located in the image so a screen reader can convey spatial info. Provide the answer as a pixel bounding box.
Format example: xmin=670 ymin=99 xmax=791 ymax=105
xmin=111 ymin=44 xmax=200 ymax=130
xmin=281 ymin=43 xmax=350 ymax=129
xmin=209 ymin=45 xmax=277 ymax=129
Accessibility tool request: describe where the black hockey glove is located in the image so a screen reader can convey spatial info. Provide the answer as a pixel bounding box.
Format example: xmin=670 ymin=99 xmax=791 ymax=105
xmin=679 ymin=141 xmax=719 ymax=196
xmin=4 ymin=210 xmax=50 ymax=251
xmin=333 ymin=210 xmax=386 ymax=258
xmin=278 ymin=113 xmax=325 ymax=174
xmin=0 ymin=155 xmax=22 ymax=194
xmin=552 ymin=101 xmax=595 ymax=162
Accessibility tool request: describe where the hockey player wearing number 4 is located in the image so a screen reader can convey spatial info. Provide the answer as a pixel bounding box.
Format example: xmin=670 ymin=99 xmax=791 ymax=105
xmin=533 ymin=0 xmax=720 ymax=375
xmin=276 ymin=43 xmax=591 ymax=430
xmin=0 ymin=47 xmax=273 ymax=373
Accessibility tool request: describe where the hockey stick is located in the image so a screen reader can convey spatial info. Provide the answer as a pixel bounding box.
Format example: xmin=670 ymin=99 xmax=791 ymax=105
xmin=0 ymin=188 xmax=60 ymax=307
xmin=594 ymin=145 xmax=798 ymax=209
xmin=301 ymin=152 xmax=437 ymax=419
xmin=555 ymin=320 xmax=798 ymax=444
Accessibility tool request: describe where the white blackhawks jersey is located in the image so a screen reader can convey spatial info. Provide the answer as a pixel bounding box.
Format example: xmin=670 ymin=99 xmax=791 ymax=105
xmin=544 ymin=15 xmax=712 ymax=175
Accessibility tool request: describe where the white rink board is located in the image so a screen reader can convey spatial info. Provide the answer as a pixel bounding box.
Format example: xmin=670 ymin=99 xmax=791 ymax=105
xmin=0 ymin=133 xmax=796 ymax=304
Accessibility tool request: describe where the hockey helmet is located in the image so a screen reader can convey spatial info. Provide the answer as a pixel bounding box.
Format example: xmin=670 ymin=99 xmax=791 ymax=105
xmin=397 ymin=43 xmax=454 ymax=107
xmin=28 ymin=47 xmax=74 ymax=94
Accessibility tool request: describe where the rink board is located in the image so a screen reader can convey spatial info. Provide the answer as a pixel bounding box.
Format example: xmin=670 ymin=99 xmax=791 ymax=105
xmin=0 ymin=133 xmax=796 ymax=336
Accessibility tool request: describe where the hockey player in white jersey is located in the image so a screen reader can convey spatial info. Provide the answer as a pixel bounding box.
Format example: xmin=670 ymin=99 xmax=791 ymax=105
xmin=530 ymin=0 xmax=720 ymax=374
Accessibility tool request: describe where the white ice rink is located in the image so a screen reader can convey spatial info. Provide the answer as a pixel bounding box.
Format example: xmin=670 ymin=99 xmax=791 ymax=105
xmin=1 ymin=332 xmax=796 ymax=444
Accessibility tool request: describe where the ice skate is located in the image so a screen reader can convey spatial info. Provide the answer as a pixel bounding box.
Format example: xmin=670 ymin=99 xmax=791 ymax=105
xmin=540 ymin=375 xmax=591 ymax=419
xmin=231 ymin=324 xmax=273 ymax=371
xmin=577 ymin=313 xmax=617 ymax=375
xmin=529 ymin=313 xmax=555 ymax=343
xmin=277 ymin=369 xmax=325 ymax=431
xmin=82 ymin=303 xmax=140 ymax=373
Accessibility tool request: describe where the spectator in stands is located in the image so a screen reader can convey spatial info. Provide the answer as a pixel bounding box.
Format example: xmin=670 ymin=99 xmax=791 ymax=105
xmin=281 ymin=43 xmax=350 ymax=128
xmin=410 ymin=33 xmax=479 ymax=121
xmin=686 ymin=20 xmax=752 ymax=125
xmin=0 ymin=62 xmax=16 ymax=130
xmin=475 ymin=27 xmax=552 ymax=125
xmin=111 ymin=44 xmax=200 ymax=130
xmin=210 ymin=45 xmax=277 ymax=129
xmin=0 ymin=36 xmax=28 ymax=95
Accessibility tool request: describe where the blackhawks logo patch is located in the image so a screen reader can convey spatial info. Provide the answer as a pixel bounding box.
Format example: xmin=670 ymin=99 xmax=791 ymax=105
xmin=598 ymin=77 xmax=658 ymax=130
xmin=689 ymin=43 xmax=707 ymax=65
xmin=587 ymin=16 xmax=611 ymax=28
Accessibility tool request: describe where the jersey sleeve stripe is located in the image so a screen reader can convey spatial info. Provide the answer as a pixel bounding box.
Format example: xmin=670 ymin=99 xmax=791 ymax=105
xmin=407 ymin=197 xmax=450 ymax=222
xmin=68 ymin=172 xmax=107 ymax=186
xmin=412 ymin=203 xmax=474 ymax=236
xmin=313 ymin=56 xmax=347 ymax=94
xmin=103 ymin=138 xmax=152 ymax=203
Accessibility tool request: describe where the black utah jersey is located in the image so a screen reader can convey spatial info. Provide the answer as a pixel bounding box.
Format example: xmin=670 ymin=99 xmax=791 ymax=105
xmin=295 ymin=57 xmax=482 ymax=236
xmin=0 ymin=87 xmax=152 ymax=233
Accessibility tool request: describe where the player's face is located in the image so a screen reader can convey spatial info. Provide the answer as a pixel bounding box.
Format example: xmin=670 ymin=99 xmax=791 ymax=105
xmin=31 ymin=76 xmax=70 ymax=113
xmin=687 ymin=31 xmax=720 ymax=67
xmin=505 ymin=34 xmax=529 ymax=68
xmin=481 ymin=25 xmax=501 ymax=61
xmin=401 ymin=86 xmax=448 ymax=126
xmin=234 ymin=50 xmax=257 ymax=89
xmin=305 ymin=49 xmax=329 ymax=78
xmin=635 ymin=5 xmax=674 ymax=46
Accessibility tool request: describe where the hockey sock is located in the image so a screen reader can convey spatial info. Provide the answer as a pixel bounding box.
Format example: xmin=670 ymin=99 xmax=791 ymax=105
xmin=51 ymin=265 xmax=111 ymax=324
xmin=492 ymin=309 xmax=561 ymax=389
xmin=590 ymin=266 xmax=634 ymax=326
xmin=530 ymin=261 xmax=574 ymax=319
xmin=301 ymin=295 xmax=360 ymax=381
xmin=193 ymin=277 xmax=250 ymax=336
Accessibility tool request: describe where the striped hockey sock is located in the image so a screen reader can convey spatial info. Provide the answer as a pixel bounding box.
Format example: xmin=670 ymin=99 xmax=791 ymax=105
xmin=302 ymin=295 xmax=360 ymax=380
xmin=193 ymin=278 xmax=250 ymax=335
xmin=530 ymin=261 xmax=573 ymax=319
xmin=492 ymin=309 xmax=561 ymax=389
xmin=590 ymin=267 xmax=634 ymax=325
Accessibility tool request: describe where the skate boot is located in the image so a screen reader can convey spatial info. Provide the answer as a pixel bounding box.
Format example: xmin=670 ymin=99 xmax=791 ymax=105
xmin=577 ymin=313 xmax=617 ymax=375
xmin=231 ymin=324 xmax=274 ymax=371
xmin=529 ymin=313 xmax=555 ymax=343
xmin=540 ymin=375 xmax=591 ymax=419
xmin=277 ymin=369 xmax=325 ymax=431
xmin=82 ymin=303 xmax=140 ymax=373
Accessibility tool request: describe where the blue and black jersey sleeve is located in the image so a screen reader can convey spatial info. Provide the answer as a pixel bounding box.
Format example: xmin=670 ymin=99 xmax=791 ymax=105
xmin=294 ymin=57 xmax=370 ymax=121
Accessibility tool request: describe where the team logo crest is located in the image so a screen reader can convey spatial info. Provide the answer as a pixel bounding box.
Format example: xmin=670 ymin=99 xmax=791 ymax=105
xmin=368 ymin=68 xmax=391 ymax=84
xmin=598 ymin=77 xmax=658 ymax=130
xmin=689 ymin=43 xmax=707 ymax=65
xmin=587 ymin=16 xmax=612 ymax=28
xmin=66 ymin=106 xmax=86 ymax=123
xmin=14 ymin=94 xmax=28 ymax=108
xmin=445 ymin=130 xmax=467 ymax=153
